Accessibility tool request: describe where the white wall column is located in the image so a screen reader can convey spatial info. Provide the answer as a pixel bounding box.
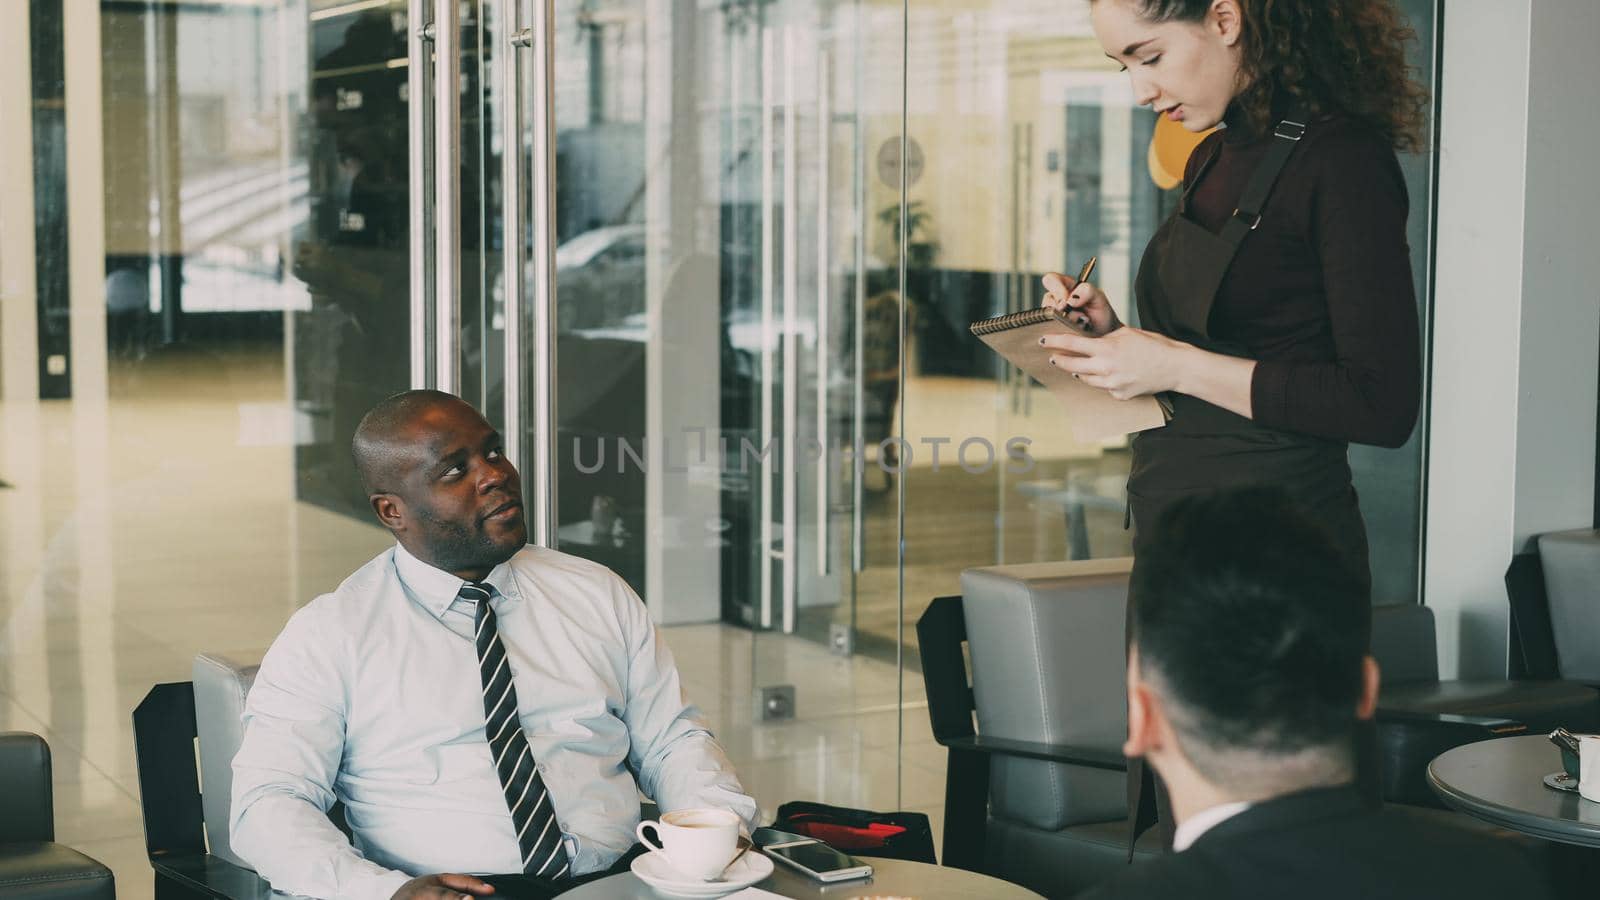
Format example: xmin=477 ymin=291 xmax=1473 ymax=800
xmin=1426 ymin=0 xmax=1600 ymax=678
xmin=0 ymin=1 xmax=40 ymax=402
xmin=65 ymin=0 xmax=107 ymax=405
xmin=642 ymin=0 xmax=722 ymax=624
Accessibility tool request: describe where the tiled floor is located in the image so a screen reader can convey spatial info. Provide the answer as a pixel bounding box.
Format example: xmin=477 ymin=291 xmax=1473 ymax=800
xmin=0 ymin=364 xmax=952 ymax=900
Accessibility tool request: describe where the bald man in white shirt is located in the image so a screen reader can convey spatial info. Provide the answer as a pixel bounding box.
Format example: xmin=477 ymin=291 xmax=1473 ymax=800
xmin=230 ymin=390 xmax=757 ymax=900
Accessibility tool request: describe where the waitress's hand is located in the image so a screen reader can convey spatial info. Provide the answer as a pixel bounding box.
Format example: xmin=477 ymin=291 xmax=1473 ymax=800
xmin=1040 ymin=327 xmax=1192 ymax=401
xmin=1042 ymin=272 xmax=1121 ymax=337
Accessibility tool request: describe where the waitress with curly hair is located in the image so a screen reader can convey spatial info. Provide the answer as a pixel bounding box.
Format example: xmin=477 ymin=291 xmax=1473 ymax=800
xmin=1039 ymin=0 xmax=1427 ymax=851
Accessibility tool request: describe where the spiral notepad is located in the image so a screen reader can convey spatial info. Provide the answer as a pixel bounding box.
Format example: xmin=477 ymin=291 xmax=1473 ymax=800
xmin=970 ymin=308 xmax=1169 ymax=441
xmin=969 ymin=307 xmax=1082 ymax=337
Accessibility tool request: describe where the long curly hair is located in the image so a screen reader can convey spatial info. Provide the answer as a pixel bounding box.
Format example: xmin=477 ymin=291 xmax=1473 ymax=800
xmin=1108 ymin=0 xmax=1430 ymax=152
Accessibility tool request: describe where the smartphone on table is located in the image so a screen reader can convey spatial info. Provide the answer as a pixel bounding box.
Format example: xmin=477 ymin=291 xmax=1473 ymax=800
xmin=762 ymin=838 xmax=874 ymax=883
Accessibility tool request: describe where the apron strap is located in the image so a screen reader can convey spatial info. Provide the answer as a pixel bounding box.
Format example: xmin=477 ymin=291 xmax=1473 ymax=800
xmin=1218 ymin=114 xmax=1308 ymax=246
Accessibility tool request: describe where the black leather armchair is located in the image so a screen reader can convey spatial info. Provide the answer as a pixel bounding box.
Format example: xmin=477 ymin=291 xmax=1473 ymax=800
xmin=1371 ymin=603 xmax=1600 ymax=807
xmin=135 ymin=658 xmax=364 ymax=900
xmin=0 ymin=732 xmax=116 ymax=900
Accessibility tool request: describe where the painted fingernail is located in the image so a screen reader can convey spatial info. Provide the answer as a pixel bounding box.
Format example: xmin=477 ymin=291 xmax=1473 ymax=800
xmin=1048 ymin=357 xmax=1056 ymax=366
xmin=1038 ymin=337 xmax=1046 ymax=345
xmin=1072 ymin=373 xmax=1080 ymax=380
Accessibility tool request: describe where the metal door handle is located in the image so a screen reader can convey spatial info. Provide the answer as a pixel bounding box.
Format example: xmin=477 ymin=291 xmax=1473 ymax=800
xmin=758 ymin=23 xmax=776 ymax=631
xmin=408 ymin=0 xmax=435 ymax=388
xmin=499 ymin=0 xmax=557 ymax=547
xmin=780 ymin=25 xmax=798 ymax=636
xmin=527 ymin=0 xmax=558 ymax=549
xmin=815 ymin=53 xmax=830 ymax=579
xmin=433 ymin=0 xmax=462 ymax=394
xmin=499 ymin=0 xmax=525 ymax=506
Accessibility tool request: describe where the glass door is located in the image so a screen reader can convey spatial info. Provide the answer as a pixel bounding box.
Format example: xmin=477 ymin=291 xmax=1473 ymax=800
xmin=530 ymin=0 xmax=908 ymax=825
xmin=292 ymin=0 xmax=509 ymax=514
xmin=294 ymin=0 xmax=421 ymax=518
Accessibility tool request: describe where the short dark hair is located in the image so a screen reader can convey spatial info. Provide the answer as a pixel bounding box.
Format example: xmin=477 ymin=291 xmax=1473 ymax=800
xmin=1130 ymin=487 xmax=1368 ymax=760
xmin=350 ymin=389 xmax=466 ymax=494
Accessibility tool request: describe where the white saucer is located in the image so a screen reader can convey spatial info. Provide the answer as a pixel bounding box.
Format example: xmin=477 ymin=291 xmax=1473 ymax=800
xmin=1544 ymin=771 xmax=1580 ymax=793
xmin=630 ymin=850 xmax=774 ymax=898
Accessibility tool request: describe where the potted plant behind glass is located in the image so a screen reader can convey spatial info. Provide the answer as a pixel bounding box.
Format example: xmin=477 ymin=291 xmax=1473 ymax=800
xmin=877 ymin=199 xmax=939 ymax=271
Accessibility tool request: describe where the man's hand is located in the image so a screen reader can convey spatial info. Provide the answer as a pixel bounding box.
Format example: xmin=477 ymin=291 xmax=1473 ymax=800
xmin=392 ymin=873 xmax=496 ymax=900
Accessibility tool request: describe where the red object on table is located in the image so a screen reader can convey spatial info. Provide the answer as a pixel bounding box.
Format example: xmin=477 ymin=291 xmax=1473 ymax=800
xmin=786 ymin=818 xmax=908 ymax=850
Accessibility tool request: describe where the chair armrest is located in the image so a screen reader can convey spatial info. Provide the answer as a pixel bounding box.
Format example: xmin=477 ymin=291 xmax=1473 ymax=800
xmin=152 ymin=852 xmax=277 ymax=900
xmin=938 ymin=735 xmax=1128 ymax=771
xmin=1373 ymin=708 xmax=1526 ymax=808
xmin=0 ymin=731 xmax=54 ymax=842
xmin=1375 ymin=708 xmax=1528 ymax=735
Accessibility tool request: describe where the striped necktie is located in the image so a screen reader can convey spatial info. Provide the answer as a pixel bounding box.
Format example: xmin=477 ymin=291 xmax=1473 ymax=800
xmin=463 ymin=581 xmax=569 ymax=878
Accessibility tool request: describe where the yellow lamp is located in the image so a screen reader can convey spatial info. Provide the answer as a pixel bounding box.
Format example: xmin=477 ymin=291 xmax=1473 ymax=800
xmin=1148 ymin=114 xmax=1214 ymax=189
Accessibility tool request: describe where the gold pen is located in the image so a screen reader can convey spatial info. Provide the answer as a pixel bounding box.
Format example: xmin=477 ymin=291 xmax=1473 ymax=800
xmin=1060 ymin=255 xmax=1098 ymax=330
xmin=1074 ymin=255 xmax=1098 ymax=287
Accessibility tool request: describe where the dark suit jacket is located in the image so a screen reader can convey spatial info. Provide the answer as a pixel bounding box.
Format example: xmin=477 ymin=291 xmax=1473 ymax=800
xmin=1078 ymin=786 xmax=1553 ymax=900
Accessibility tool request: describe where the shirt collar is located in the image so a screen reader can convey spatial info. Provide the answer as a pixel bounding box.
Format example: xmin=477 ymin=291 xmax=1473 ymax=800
xmin=1172 ymin=800 xmax=1252 ymax=852
xmin=392 ymin=542 xmax=521 ymax=619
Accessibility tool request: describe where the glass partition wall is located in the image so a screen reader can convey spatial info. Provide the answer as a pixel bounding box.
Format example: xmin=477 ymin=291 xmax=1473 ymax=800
xmin=0 ymin=0 xmax=1436 ymax=887
xmin=534 ymin=0 xmax=930 ymax=823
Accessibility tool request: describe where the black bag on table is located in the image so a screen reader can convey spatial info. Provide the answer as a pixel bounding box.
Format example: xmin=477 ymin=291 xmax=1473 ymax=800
xmin=772 ymin=800 xmax=937 ymax=865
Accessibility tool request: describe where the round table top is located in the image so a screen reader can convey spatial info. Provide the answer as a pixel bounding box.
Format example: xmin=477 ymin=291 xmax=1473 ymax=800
xmin=561 ymin=856 xmax=1044 ymax=900
xmin=1427 ymin=734 xmax=1600 ymax=848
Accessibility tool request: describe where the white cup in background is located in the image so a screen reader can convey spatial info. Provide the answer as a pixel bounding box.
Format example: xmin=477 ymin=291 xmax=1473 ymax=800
xmin=635 ymin=808 xmax=741 ymax=880
xmin=1581 ymin=735 xmax=1600 ymax=802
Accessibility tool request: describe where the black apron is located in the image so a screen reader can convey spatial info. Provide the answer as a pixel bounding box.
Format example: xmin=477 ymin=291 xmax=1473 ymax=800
xmin=1123 ymin=116 xmax=1376 ymax=854
xmin=1126 ymin=117 xmax=1370 ymax=586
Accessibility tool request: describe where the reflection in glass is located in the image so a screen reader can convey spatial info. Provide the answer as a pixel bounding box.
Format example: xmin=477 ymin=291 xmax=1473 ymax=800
xmin=297 ymin=3 xmax=414 ymax=515
xmin=546 ymin=0 xmax=884 ymax=632
xmin=541 ymin=0 xmax=917 ymax=817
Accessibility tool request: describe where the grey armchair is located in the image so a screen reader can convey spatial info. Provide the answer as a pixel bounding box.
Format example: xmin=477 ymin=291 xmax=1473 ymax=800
xmin=0 ymin=732 xmax=116 ymax=900
xmin=133 ymin=656 xmax=278 ymax=900
xmin=918 ymin=559 xmax=1162 ymax=900
xmin=918 ymin=561 xmax=1590 ymax=896
xmin=1371 ymin=603 xmax=1600 ymax=807
xmin=1537 ymin=529 xmax=1600 ymax=684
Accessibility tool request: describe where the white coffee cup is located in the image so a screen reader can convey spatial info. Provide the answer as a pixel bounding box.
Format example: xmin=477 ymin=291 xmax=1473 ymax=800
xmin=1581 ymin=735 xmax=1600 ymax=802
xmin=635 ymin=808 xmax=741 ymax=881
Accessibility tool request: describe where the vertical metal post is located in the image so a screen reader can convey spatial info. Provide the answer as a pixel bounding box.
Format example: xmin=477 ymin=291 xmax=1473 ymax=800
xmin=1020 ymin=121 xmax=1034 ymax=417
xmin=500 ymin=0 xmax=527 ymax=499
xmin=528 ymin=0 xmax=558 ymax=548
xmin=434 ymin=0 xmax=462 ymax=394
xmin=851 ymin=3 xmax=866 ymax=575
xmin=781 ymin=26 xmax=799 ymax=635
xmin=409 ymin=0 xmax=433 ymax=389
xmin=758 ymin=23 xmax=776 ymax=631
xmin=816 ymin=52 xmax=830 ymax=578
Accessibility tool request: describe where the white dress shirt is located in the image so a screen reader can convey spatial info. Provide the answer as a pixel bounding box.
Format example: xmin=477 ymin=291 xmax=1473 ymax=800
xmin=1171 ymin=800 xmax=1252 ymax=852
xmin=230 ymin=543 xmax=756 ymax=900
